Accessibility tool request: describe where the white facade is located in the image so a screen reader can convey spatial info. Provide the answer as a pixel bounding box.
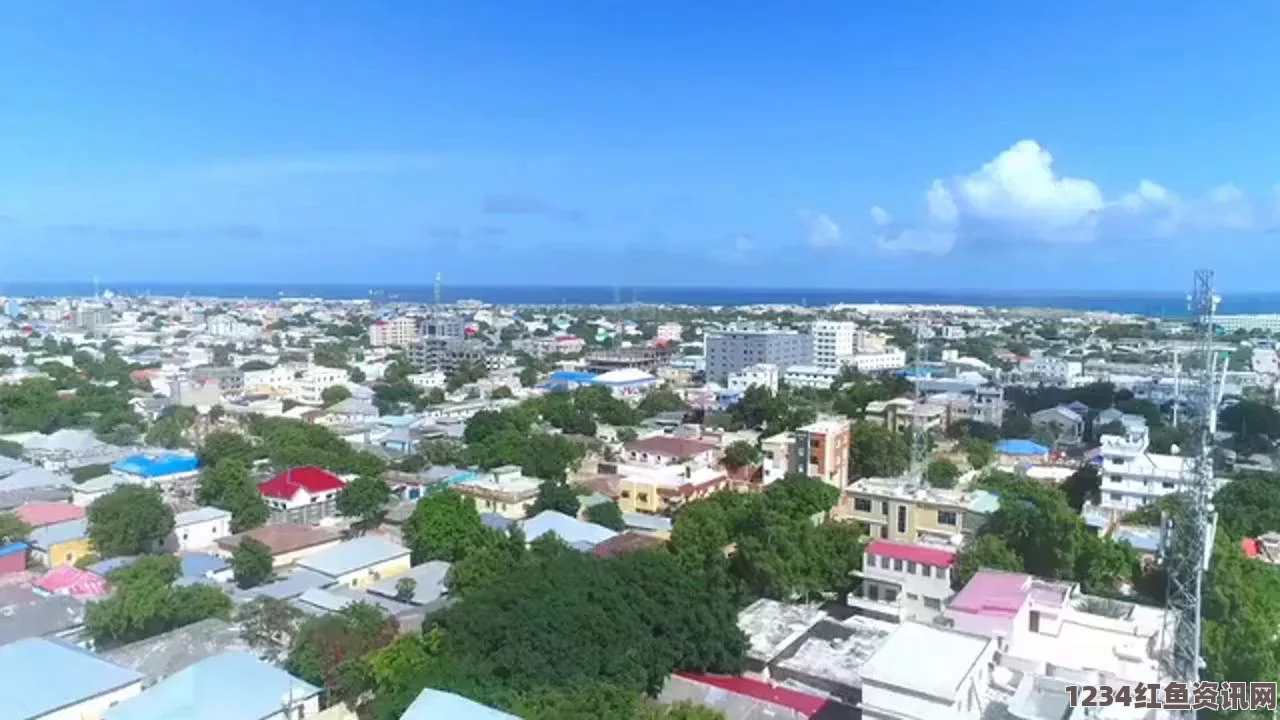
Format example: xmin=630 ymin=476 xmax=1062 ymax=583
xmin=655 ymin=322 xmax=683 ymax=342
xmin=242 ymin=365 xmax=297 ymax=392
xmin=811 ymin=320 xmax=857 ymax=369
xmin=368 ymin=316 xmax=419 ymax=347
xmin=840 ymin=348 xmax=907 ymax=374
xmin=407 ymin=371 xmax=447 ymax=390
xmin=293 ymin=366 xmax=348 ymax=405
xmin=165 ymin=507 xmax=232 ymax=552
xmin=1027 ymin=356 xmax=1082 ymax=384
xmin=1093 ymin=426 xmax=1214 ymax=516
xmin=204 ymin=315 xmax=258 ymax=339
xmin=860 ymin=622 xmax=996 ymax=720
xmin=940 ymin=325 xmax=967 ymax=340
xmin=782 ymin=364 xmax=839 ymax=390
xmin=726 ymin=363 xmax=779 ymax=394
xmin=759 ymin=431 xmax=794 ymax=485
xmin=849 ymin=542 xmax=956 ymax=623
xmin=1216 ymin=314 xmax=1280 ymax=334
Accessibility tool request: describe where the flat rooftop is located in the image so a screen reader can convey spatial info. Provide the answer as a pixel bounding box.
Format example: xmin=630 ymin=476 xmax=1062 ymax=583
xmin=861 ymin=622 xmax=993 ymax=701
xmin=774 ymin=615 xmax=896 ymax=688
xmin=737 ymin=599 xmax=826 ymax=663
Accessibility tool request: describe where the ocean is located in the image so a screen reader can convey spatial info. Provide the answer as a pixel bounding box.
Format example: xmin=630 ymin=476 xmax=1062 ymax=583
xmin=2 ymin=281 xmax=1278 ymax=317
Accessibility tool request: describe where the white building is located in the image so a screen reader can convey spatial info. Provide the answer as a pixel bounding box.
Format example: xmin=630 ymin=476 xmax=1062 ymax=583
xmin=859 ymin=622 xmax=997 ymax=720
xmin=407 ymin=371 xmax=447 ymax=390
xmin=204 ymin=314 xmax=258 ymax=339
xmin=726 ymin=363 xmax=779 ymax=394
xmin=940 ymin=325 xmax=967 ymax=340
xmin=1092 ymin=424 xmax=1218 ymax=516
xmin=368 ymin=316 xmax=420 ymax=347
xmin=848 ymin=540 xmax=956 ymax=623
xmin=292 ymin=366 xmax=348 ymax=405
xmin=164 ymin=506 xmax=232 ymax=552
xmin=242 ymin=365 xmax=297 ymax=393
xmin=592 ymin=368 xmax=659 ymax=398
xmin=1026 ymin=356 xmax=1082 ymax=385
xmin=782 ymin=364 xmax=839 ymax=390
xmin=1215 ymin=314 xmax=1280 ymax=334
xmin=655 ymin=322 xmax=683 ymax=343
xmin=840 ymin=348 xmax=907 ymax=374
xmin=811 ymin=320 xmax=857 ymax=370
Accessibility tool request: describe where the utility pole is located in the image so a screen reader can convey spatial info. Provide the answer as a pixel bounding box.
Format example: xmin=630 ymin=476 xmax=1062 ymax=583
xmin=1162 ymin=269 xmax=1220 ymax=707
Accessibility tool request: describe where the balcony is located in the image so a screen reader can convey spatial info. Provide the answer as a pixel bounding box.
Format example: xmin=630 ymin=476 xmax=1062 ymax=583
xmin=845 ymin=592 xmax=906 ymax=622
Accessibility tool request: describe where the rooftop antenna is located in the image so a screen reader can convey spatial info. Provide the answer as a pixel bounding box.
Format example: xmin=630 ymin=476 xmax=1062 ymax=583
xmin=434 ymin=272 xmax=443 ymax=308
xmin=909 ymin=321 xmax=928 ymax=484
xmin=1162 ymin=269 xmax=1220 ymax=703
xmin=92 ymin=275 xmax=100 ymax=300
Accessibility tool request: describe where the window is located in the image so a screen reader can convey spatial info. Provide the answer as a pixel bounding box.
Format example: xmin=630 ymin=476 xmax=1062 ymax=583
xmin=893 ymin=558 xmax=904 ymax=571
xmin=920 ymin=565 xmax=931 ymax=578
xmin=879 ymin=526 xmax=888 ymax=539
xmin=924 ymin=597 xmax=942 ymax=610
xmin=881 ymin=501 xmax=890 ymax=516
xmin=1111 ymin=493 xmax=1123 ymax=501
xmin=897 ymin=506 xmax=907 ymax=534
xmin=637 ymin=492 xmax=649 ymax=503
xmin=879 ymin=555 xmax=889 ymax=569
xmin=907 ymin=592 xmax=919 ymax=601
xmin=621 ymin=490 xmax=631 ymax=499
xmin=937 ymin=511 xmax=958 ymax=526
xmin=907 ymin=561 xmax=917 ymax=574
xmin=854 ymin=498 xmax=872 ymax=512
xmin=1162 ymin=481 xmax=1175 ymax=489
xmin=1110 ymin=475 xmax=1122 ymax=483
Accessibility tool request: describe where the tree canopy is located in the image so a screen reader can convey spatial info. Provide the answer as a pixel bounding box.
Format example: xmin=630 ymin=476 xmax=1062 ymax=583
xmin=721 ymin=440 xmax=761 ymax=470
xmin=849 ymin=422 xmax=910 ymax=479
xmin=530 ymin=479 xmax=581 ymax=517
xmin=232 ymin=537 xmax=274 ymax=589
xmin=197 ymin=458 xmax=269 ymax=533
xmin=337 ymin=474 xmax=392 ymax=532
xmin=86 ymin=556 xmax=232 ymax=648
xmin=585 ymin=501 xmax=626 ymax=531
xmin=87 ymin=485 xmax=175 ymax=558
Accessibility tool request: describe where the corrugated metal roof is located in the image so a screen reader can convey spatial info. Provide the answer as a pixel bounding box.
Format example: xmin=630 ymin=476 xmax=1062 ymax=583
xmin=0 ymin=638 xmax=142 ymax=718
xmin=297 ymin=536 xmax=409 ymax=578
xmin=402 ymin=689 xmax=520 ymax=720
xmin=103 ymin=652 xmax=319 ymax=720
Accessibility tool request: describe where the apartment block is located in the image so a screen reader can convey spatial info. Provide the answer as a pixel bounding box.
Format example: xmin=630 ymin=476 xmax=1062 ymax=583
xmin=848 ymin=540 xmax=956 ymax=623
xmin=760 ymin=419 xmax=851 ymax=490
xmin=726 ymin=363 xmax=778 ymax=394
xmin=705 ymin=330 xmax=812 ymax=384
xmin=368 ymin=316 xmax=420 ymax=348
xmin=844 ymin=478 xmax=1000 ymax=544
xmin=811 ymin=320 xmax=857 ymax=370
xmin=1092 ymin=424 xmax=1222 ymax=518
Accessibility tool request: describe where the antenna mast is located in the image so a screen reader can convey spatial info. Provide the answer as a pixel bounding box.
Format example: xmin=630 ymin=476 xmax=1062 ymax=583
xmin=434 ymin=272 xmax=442 ymax=308
xmin=1163 ymin=269 xmax=1219 ymax=702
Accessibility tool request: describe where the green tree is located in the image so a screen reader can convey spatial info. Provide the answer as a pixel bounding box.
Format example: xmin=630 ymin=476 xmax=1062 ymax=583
xmin=637 ymin=388 xmax=686 ymax=417
xmin=1060 ymin=464 xmax=1102 ymax=513
xmin=321 ymin=384 xmax=352 ymax=406
xmin=287 ymin=602 xmax=399 ymax=706
xmin=403 ymin=491 xmax=487 ymax=563
xmin=0 ymin=512 xmax=31 ymax=543
xmin=1214 ymin=473 xmax=1280 ymax=539
xmin=924 ymin=459 xmax=960 ymax=488
xmin=197 ymin=458 xmax=269 ymax=533
xmin=87 ymin=485 xmax=175 ymax=558
xmin=963 ymin=439 xmax=995 ymax=470
xmin=71 ymin=463 xmax=112 ymax=484
xmin=764 ymin=473 xmax=839 ymax=518
xmin=519 ymin=365 xmax=540 ymax=388
xmin=337 ymin=474 xmax=391 ymax=532
xmin=232 ymin=537 xmax=274 ymax=589
xmin=395 ymin=577 xmax=417 ymax=603
xmin=0 ymin=439 xmax=22 ymax=458
xmin=721 ymin=440 xmax=762 ymax=470
xmin=1203 ymin=534 xmax=1280 ymax=697
xmin=530 ymin=479 xmax=580 ymax=517
xmin=312 ymin=344 xmax=350 ymax=369
xmin=446 ymin=527 xmax=528 ymax=598
xmin=238 ymin=597 xmax=304 ymax=662
xmin=86 ymin=556 xmax=232 ymax=648
xmin=348 ymin=366 xmax=367 ymax=383
xmin=585 ymin=501 xmax=626 ymax=531
xmin=952 ymin=535 xmax=1023 ymax=588
xmin=239 ymin=360 xmax=274 ymax=371
xmin=490 ymin=386 xmax=514 ymax=400
xmin=198 ymin=430 xmax=258 ymax=466
xmin=849 ymin=422 xmax=910 ymax=479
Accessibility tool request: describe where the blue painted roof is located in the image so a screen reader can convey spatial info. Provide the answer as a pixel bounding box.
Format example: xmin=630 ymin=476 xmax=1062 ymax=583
xmin=111 ymin=452 xmax=199 ymax=478
xmin=480 ymin=512 xmax=514 ymax=531
xmin=29 ymin=517 xmax=88 ymax=548
xmin=0 ymin=638 xmax=143 ymax=718
xmin=0 ymin=542 xmax=28 ymax=558
xmin=104 ymin=652 xmax=319 ymax=720
xmin=402 ymin=689 xmax=521 ymax=720
xmin=89 ymin=555 xmax=140 ymax=576
xmin=548 ymin=370 xmax=597 ymax=384
xmin=521 ymin=510 xmax=617 ymax=548
xmin=180 ymin=552 xmax=229 ymax=578
xmin=995 ymin=439 xmax=1050 ymax=456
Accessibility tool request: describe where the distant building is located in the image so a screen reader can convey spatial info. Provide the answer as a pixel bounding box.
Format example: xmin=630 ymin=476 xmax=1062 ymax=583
xmin=29 ymin=517 xmax=93 ymax=567
xmin=845 ymin=478 xmax=1000 ymax=545
xmin=189 ymin=366 xmax=245 ymax=394
xmin=811 ymin=320 xmax=858 ymax=370
xmin=782 ymin=364 xmax=840 ymax=390
xmin=296 ymin=536 xmax=411 ymax=589
xmin=103 ymin=652 xmax=320 ymax=720
xmin=1215 ymin=314 xmax=1280 ymax=334
xmin=584 ymin=345 xmax=674 ymax=374
xmin=204 ymin=314 xmax=258 ymax=339
xmin=841 ymin=348 xmax=908 ymax=374
xmin=453 ymin=465 xmax=541 ymax=519
xmin=215 ymin=523 xmax=344 ymax=568
xmin=761 ymin=419 xmax=852 ymax=491
xmin=655 ymin=322 xmax=683 ymax=343
xmin=591 ymin=368 xmax=658 ymax=398
xmin=1029 ymin=405 xmax=1085 ymax=445
xmin=368 ymin=316 xmax=420 ymax=348
xmin=726 ymin=362 xmax=779 ymax=394
xmin=72 ymin=303 xmax=113 ymax=331
xmin=164 ymin=507 xmax=232 ymax=553
xmin=705 ymin=329 xmax=813 ymax=384
xmin=1091 ymin=424 xmax=1219 ymax=517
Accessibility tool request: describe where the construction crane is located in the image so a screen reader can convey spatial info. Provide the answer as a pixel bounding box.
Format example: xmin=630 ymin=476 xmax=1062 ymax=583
xmin=1162 ymin=269 xmax=1221 ymax=703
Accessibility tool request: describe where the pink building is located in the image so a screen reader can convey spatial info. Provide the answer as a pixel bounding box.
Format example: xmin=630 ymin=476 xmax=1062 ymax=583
xmin=15 ymin=502 xmax=86 ymax=528
xmin=35 ymin=566 xmax=109 ymax=599
xmin=946 ymin=569 xmax=1072 ymax=640
xmin=0 ymin=542 xmax=29 ymax=575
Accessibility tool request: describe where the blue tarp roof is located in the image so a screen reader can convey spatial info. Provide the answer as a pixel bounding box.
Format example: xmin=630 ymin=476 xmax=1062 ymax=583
xmin=548 ymin=371 xmax=598 ymax=384
xmin=995 ymin=439 xmax=1050 ymax=456
xmin=0 ymin=542 xmax=28 ymax=558
xmin=112 ymin=452 xmax=199 ymax=478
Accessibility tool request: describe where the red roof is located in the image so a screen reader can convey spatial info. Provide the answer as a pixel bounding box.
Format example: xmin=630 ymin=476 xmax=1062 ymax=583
xmin=15 ymin=503 xmax=85 ymax=528
xmin=258 ymin=466 xmax=345 ymax=500
xmin=676 ymin=674 xmax=830 ymax=717
xmin=1242 ymin=538 xmax=1262 ymax=558
xmin=624 ymin=435 xmax=717 ymax=459
xmin=36 ymin=566 xmax=109 ymax=599
xmin=866 ymin=539 xmax=957 ymax=568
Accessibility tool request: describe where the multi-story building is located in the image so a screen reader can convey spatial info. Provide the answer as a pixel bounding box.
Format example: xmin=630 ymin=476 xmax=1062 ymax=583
xmin=189 ymin=365 xmax=245 ymax=394
xmin=422 ymin=314 xmax=468 ymax=340
xmin=258 ymin=466 xmax=346 ymax=524
xmin=726 ymin=363 xmax=778 ymax=394
xmin=513 ymin=334 xmax=587 ymax=357
xmin=368 ymin=316 xmax=420 ymax=348
xmin=840 ymin=348 xmax=907 ymax=374
xmin=72 ymin=303 xmax=112 ymax=331
xmin=242 ymin=364 xmax=298 ymax=393
xmin=1091 ymin=424 xmax=1216 ymax=517
xmin=655 ymin=322 xmax=684 ymax=343
xmin=1023 ymin=356 xmax=1082 ymax=385
xmin=704 ymin=330 xmax=812 ymax=384
xmin=1214 ymin=314 xmax=1280 ymax=334
xmin=584 ymin=345 xmax=674 ymax=374
xmin=848 ymin=540 xmax=956 ymax=622
xmin=409 ymin=337 xmax=487 ymax=373
xmin=912 ymin=376 xmax=1004 ymax=427
xmin=293 ymin=366 xmax=347 ymax=405
xmin=204 ymin=314 xmax=258 ymax=338
xmin=811 ymin=320 xmax=857 ymax=370
xmin=844 ymin=478 xmax=1000 ymax=544
xmin=454 ymin=465 xmax=541 ymax=519
xmin=781 ymin=364 xmax=839 ymax=390
xmin=864 ymin=398 xmax=947 ymax=434
xmin=759 ymin=419 xmax=851 ymax=490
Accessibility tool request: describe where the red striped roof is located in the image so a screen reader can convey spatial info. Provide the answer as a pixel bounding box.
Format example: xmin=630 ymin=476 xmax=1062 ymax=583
xmin=676 ymin=674 xmax=829 ymax=716
xmin=866 ymin=539 xmax=956 ymax=567
xmin=258 ymin=466 xmax=345 ymax=500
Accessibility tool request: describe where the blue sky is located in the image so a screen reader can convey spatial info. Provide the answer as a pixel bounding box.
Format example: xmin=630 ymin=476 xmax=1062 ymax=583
xmin=3 ymin=1 xmax=1280 ymax=291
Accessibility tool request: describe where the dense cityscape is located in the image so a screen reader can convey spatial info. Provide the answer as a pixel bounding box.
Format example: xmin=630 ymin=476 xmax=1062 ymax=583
xmin=0 ymin=281 xmax=1274 ymax=719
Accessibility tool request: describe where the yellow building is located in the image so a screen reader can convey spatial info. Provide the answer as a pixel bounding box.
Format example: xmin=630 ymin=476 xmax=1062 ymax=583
xmin=843 ymin=478 xmax=1000 ymax=544
xmin=29 ymin=518 xmax=94 ymax=567
xmin=453 ymin=466 xmax=540 ymax=520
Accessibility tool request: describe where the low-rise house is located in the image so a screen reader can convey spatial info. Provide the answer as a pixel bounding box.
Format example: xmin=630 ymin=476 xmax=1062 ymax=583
xmin=0 ymin=541 xmax=28 ymax=574
xmin=623 ymin=435 xmax=719 ymax=467
xmin=164 ymin=507 xmax=232 ymax=552
xmin=848 ymin=540 xmax=956 ymax=623
xmin=293 ymin=586 xmax=417 ymax=618
xmin=110 ymin=452 xmax=200 ymax=483
xmin=14 ymin=501 xmax=85 ymax=528
xmin=0 ymin=465 xmax=72 ymax=495
xmin=257 ymin=466 xmax=346 ymax=524
xmin=215 ymin=523 xmax=344 ymax=569
xmin=238 ymin=568 xmax=333 ymax=602
xmin=296 ymin=536 xmax=411 ymax=588
xmin=0 ymin=638 xmax=144 ymax=720
xmin=659 ymin=673 xmax=834 ymax=719
xmin=859 ymin=622 xmax=997 ymax=720
xmin=102 ymin=618 xmax=251 ymax=686
xmin=994 ymin=439 xmax=1051 ymax=467
xmin=453 ymin=465 xmax=541 ymax=519
xmin=35 ymin=565 xmax=110 ymax=599
xmin=317 ymin=397 xmax=379 ymax=425
xmin=521 ymin=510 xmax=617 ymax=551
xmin=104 ymin=652 xmax=320 ymax=720
xmin=366 ymin=560 xmax=452 ymax=611
xmin=1029 ymin=406 xmax=1084 ymax=445
xmin=29 ymin=517 xmax=93 ymax=567
xmin=0 ymin=585 xmax=86 ymax=644
xmin=402 ymin=689 xmax=520 ymax=720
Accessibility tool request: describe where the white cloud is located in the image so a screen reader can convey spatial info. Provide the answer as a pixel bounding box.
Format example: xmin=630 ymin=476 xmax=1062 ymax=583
xmin=872 ymin=140 xmax=1265 ymax=253
xmin=799 ymin=210 xmax=842 ymax=248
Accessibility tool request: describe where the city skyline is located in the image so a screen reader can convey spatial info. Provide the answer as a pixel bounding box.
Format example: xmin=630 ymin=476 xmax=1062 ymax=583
xmin=4 ymin=2 xmax=1280 ymax=289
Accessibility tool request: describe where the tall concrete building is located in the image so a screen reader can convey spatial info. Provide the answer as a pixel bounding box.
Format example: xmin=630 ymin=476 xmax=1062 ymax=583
xmin=368 ymin=316 xmax=420 ymax=348
xmin=811 ymin=320 xmax=857 ymax=370
xmin=704 ymin=329 xmax=812 ymax=384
